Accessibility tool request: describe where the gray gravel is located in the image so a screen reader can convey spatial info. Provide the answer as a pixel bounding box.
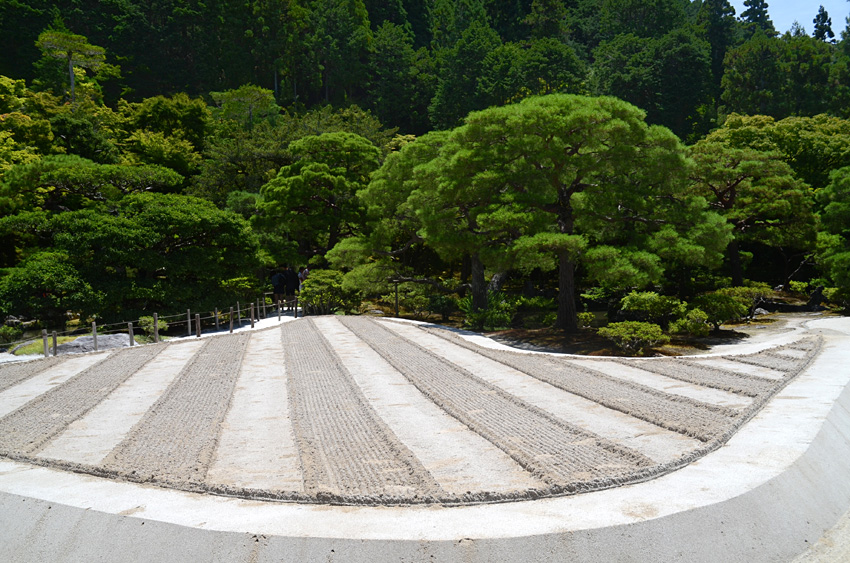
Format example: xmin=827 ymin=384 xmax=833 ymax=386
xmin=102 ymin=334 xmax=250 ymax=485
xmin=0 ymin=356 xmax=65 ymax=393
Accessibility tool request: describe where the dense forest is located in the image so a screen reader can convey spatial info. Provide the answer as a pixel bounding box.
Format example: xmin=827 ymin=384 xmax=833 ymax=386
xmin=1 ymin=0 xmax=850 ymax=342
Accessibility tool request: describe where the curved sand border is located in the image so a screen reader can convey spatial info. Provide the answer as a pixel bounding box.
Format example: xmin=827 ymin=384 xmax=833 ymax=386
xmin=0 ymin=315 xmax=848 ymax=561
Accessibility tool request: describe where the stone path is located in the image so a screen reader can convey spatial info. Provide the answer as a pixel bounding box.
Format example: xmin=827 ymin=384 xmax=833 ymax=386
xmin=0 ymin=316 xmax=822 ymax=506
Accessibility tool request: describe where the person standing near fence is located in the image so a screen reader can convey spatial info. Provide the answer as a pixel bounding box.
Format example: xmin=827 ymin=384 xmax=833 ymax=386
xmin=284 ymin=265 xmax=299 ymax=311
xmin=298 ymin=266 xmax=309 ymax=291
xmin=271 ymin=268 xmax=286 ymax=306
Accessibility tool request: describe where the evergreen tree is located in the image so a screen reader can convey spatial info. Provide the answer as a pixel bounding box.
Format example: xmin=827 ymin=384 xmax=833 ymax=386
xmin=813 ymin=5 xmax=835 ymax=42
xmin=740 ymin=0 xmax=776 ymax=38
xmin=696 ymin=0 xmax=739 ymax=97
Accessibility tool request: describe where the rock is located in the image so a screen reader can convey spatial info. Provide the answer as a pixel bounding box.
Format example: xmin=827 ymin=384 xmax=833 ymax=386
xmin=753 ymin=308 xmax=770 ymax=316
xmin=55 ymin=334 xmax=139 ymax=354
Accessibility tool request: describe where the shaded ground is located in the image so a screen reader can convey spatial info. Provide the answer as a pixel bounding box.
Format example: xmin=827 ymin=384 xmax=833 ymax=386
xmin=487 ymin=314 xmax=806 ymax=356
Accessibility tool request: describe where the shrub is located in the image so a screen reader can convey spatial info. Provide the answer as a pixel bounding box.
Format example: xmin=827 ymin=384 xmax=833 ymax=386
xmin=458 ymin=292 xmax=516 ymax=331
xmin=692 ymin=292 xmax=749 ymax=331
xmin=428 ymin=293 xmax=458 ymax=321
xmin=787 ymin=280 xmax=809 ymax=295
xmin=0 ymin=324 xmax=23 ymax=344
xmin=299 ymin=270 xmax=360 ymax=315
xmin=138 ymin=316 xmax=168 ymax=340
xmin=669 ymin=308 xmax=710 ymax=337
xmin=381 ymin=284 xmax=430 ymax=319
xmin=577 ymin=312 xmax=595 ymax=328
xmin=619 ymin=291 xmax=686 ymax=328
xmin=717 ymin=283 xmax=771 ymax=318
xmin=597 ymin=321 xmax=669 ymax=356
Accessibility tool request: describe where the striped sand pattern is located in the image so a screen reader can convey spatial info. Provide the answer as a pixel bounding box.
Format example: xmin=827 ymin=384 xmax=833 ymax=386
xmin=0 ymin=356 xmax=65 ymax=393
xmin=0 ymin=317 xmax=822 ymax=505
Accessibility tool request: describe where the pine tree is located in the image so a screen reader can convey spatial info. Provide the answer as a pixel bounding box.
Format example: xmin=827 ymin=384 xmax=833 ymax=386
xmin=813 ymin=5 xmax=835 ymax=42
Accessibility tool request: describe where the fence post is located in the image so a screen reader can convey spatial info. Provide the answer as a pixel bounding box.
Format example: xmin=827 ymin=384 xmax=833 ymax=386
xmin=42 ymin=329 xmax=49 ymax=357
xmin=153 ymin=312 xmax=160 ymax=343
xmin=187 ymin=309 xmax=192 ymax=337
xmin=229 ymin=307 xmax=234 ymax=333
xmin=195 ymin=314 xmax=201 ymax=337
xmin=262 ymin=297 xmax=266 ymax=319
xmin=52 ymin=331 xmax=58 ymax=356
xmin=92 ymin=321 xmax=98 ymax=351
xmin=250 ymin=303 xmax=255 ymax=328
xmin=237 ymin=302 xmax=241 ymax=326
xmin=215 ymin=308 xmax=220 ymax=331
xmin=128 ymin=322 xmax=135 ymax=346
xmin=295 ymin=296 xmax=299 ymax=319
xmin=277 ymin=300 xmax=281 ymax=321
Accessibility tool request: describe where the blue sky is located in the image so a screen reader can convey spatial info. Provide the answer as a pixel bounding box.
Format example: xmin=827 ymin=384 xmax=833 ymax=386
xmin=729 ymin=1 xmax=848 ymax=35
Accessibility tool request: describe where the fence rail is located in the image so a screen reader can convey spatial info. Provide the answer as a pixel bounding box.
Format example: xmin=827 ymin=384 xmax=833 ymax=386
xmin=1 ymin=292 xmax=299 ymax=358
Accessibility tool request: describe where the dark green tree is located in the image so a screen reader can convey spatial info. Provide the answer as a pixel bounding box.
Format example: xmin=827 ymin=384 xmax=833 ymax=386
xmin=740 ymin=0 xmax=776 ymax=38
xmin=721 ymin=30 xmax=786 ymax=116
xmin=35 ymin=29 xmax=106 ymax=103
xmin=429 ymin=20 xmax=502 ymax=129
xmin=258 ymin=132 xmax=381 ymax=260
xmin=813 ymin=5 xmax=835 ymax=42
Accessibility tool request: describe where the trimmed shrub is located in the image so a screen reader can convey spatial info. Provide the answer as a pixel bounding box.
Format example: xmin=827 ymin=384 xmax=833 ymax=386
xmin=619 ymin=291 xmax=686 ymax=329
xmin=597 ymin=321 xmax=669 ymax=356
xmin=692 ymin=292 xmax=749 ymax=331
xmin=669 ymin=308 xmax=710 ymax=337
xmin=428 ymin=294 xmax=458 ymax=321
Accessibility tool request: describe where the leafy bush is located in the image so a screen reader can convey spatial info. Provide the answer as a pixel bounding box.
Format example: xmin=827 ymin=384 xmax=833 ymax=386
xmin=577 ymin=312 xmax=595 ymax=328
xmin=458 ymin=292 xmax=516 ymax=331
xmin=138 ymin=316 xmax=168 ymax=340
xmin=597 ymin=321 xmax=669 ymax=356
xmin=787 ymin=280 xmax=809 ymax=295
xmin=381 ymin=284 xmax=430 ymax=319
xmin=619 ymin=291 xmax=686 ymax=328
xmin=692 ymin=292 xmax=749 ymax=331
xmin=299 ymin=270 xmax=359 ymax=315
xmin=428 ymin=293 xmax=458 ymax=321
xmin=717 ymin=283 xmax=771 ymax=318
xmin=0 ymin=324 xmax=23 ymax=344
xmin=669 ymin=308 xmax=710 ymax=337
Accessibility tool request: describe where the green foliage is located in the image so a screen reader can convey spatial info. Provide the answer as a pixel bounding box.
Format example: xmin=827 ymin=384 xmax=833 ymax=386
xmin=428 ymin=293 xmax=458 ymax=321
xmin=619 ymin=291 xmax=686 ymax=327
xmin=458 ymin=291 xmax=516 ymax=331
xmin=669 ymin=308 xmax=710 ymax=337
xmin=692 ymin=292 xmax=749 ymax=330
xmin=787 ymin=280 xmax=809 ymax=295
xmin=717 ymin=283 xmax=771 ymax=317
xmin=0 ymin=324 xmax=23 ymax=344
xmin=597 ymin=321 xmax=670 ymax=355
xmin=0 ymin=251 xmax=99 ymax=327
xmin=138 ymin=315 xmax=168 ymax=339
xmin=299 ymin=269 xmax=359 ymax=315
xmin=577 ymin=311 xmax=595 ymax=328
xmin=382 ymin=283 xmax=430 ymax=319
xmin=259 ymin=131 xmax=381 ymax=258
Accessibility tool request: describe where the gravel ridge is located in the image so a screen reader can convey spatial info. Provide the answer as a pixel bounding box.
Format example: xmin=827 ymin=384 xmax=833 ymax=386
xmin=101 ymin=333 xmax=250 ymax=484
xmin=0 ymin=346 xmax=162 ymax=454
xmin=283 ymin=318 xmax=444 ymax=502
xmin=622 ymin=359 xmax=774 ymax=397
xmin=340 ymin=316 xmax=655 ymax=488
xmin=0 ymin=356 xmax=66 ymax=394
xmin=419 ymin=325 xmax=738 ymax=442
xmin=0 ymin=321 xmax=825 ymax=507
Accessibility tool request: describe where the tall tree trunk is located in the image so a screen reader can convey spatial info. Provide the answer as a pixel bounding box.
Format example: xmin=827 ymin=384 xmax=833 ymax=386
xmin=68 ymin=55 xmax=75 ymax=103
xmin=556 ymin=189 xmax=577 ymax=331
xmin=556 ymin=250 xmax=578 ymax=331
xmin=728 ymin=239 xmax=744 ymax=286
xmin=470 ymin=253 xmax=487 ymax=312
